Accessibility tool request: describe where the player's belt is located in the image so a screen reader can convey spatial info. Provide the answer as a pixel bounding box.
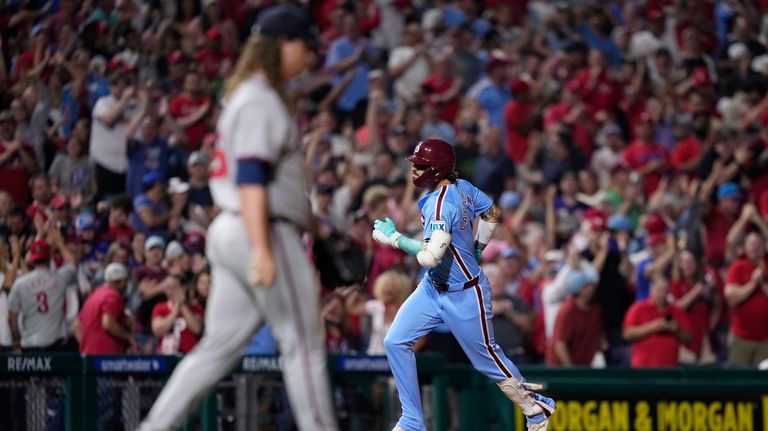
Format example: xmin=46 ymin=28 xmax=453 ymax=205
xmin=433 ymin=275 xmax=479 ymax=292
xmin=225 ymin=210 xmax=298 ymax=228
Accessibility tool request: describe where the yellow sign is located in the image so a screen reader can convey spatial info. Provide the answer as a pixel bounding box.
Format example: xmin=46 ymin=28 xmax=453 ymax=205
xmin=514 ymin=396 xmax=768 ymax=431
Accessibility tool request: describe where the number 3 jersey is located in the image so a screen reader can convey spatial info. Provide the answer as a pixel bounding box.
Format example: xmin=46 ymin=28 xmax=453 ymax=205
xmin=418 ymin=179 xmax=493 ymax=285
xmin=8 ymin=266 xmax=76 ymax=348
xmin=209 ymin=74 xmax=312 ymax=230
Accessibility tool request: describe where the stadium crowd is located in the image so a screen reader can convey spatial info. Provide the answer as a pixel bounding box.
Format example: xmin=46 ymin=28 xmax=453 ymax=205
xmin=1 ymin=0 xmax=768 ymax=370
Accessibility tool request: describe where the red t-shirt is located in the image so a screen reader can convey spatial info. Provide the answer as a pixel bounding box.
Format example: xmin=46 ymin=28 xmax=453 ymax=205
xmin=669 ymin=278 xmax=711 ymax=355
xmin=77 ymin=285 xmax=128 ymax=354
xmin=520 ymin=277 xmax=547 ymax=356
xmin=194 ymin=49 xmax=235 ymax=80
xmin=0 ymin=139 xmax=35 ymax=205
xmin=623 ymin=300 xmax=690 ymax=367
xmin=571 ymin=69 xmax=623 ymax=119
xmin=423 ymin=74 xmax=460 ymax=125
xmin=543 ymin=102 xmax=592 ymax=157
xmin=670 ymin=136 xmax=701 ymax=171
xmin=100 ymin=224 xmax=134 ymax=245
xmin=169 ymin=94 xmax=210 ymax=151
xmin=621 ymin=140 xmax=669 ymax=197
xmin=152 ymin=302 xmax=204 ymax=354
xmin=704 ymin=207 xmax=735 ymax=267
xmin=503 ymin=99 xmax=532 ymax=163
xmin=547 ymin=297 xmax=603 ymax=366
xmin=725 ymin=258 xmax=768 ymax=341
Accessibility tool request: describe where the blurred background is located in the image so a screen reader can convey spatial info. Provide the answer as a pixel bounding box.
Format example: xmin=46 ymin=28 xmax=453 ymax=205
xmin=1 ymin=0 xmax=768 ymax=429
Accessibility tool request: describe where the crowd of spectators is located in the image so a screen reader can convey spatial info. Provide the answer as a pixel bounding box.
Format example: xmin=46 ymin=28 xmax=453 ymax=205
xmin=2 ymin=0 xmax=768 ymax=370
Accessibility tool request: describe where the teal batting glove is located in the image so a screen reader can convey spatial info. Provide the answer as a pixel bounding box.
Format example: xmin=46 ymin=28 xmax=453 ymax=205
xmin=474 ymin=247 xmax=482 ymax=262
xmin=374 ymin=218 xmax=397 ymax=237
xmin=372 ymin=218 xmax=401 ymax=248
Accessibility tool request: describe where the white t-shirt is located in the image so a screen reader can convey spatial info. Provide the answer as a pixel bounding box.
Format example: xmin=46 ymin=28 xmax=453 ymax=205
xmin=591 ymin=147 xmax=622 ymax=188
xmin=388 ymin=46 xmax=430 ymax=102
xmin=365 ymin=299 xmax=392 ymax=356
xmin=90 ymin=95 xmax=135 ymax=173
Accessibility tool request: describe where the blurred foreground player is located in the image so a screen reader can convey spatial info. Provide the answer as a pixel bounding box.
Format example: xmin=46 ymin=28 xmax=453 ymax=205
xmin=139 ymin=5 xmax=338 ymax=430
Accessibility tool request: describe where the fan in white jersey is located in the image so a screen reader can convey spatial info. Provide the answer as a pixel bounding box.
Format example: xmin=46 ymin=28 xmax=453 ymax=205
xmin=139 ymin=5 xmax=339 ymax=431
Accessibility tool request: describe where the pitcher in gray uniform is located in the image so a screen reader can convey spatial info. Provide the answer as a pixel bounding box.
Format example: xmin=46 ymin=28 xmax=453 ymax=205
xmin=8 ymin=237 xmax=77 ymax=352
xmin=139 ymin=5 xmax=339 ymax=431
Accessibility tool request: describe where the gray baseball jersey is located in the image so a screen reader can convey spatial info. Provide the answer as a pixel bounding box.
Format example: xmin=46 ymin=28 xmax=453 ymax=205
xmin=8 ymin=266 xmax=76 ymax=348
xmin=209 ymin=74 xmax=312 ymax=230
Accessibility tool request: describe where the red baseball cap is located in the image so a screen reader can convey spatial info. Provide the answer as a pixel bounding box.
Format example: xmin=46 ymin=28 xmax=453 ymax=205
xmin=692 ymin=67 xmax=711 ymax=87
xmin=50 ymin=195 xmax=68 ymax=209
xmin=485 ymin=55 xmax=508 ymax=72
xmin=183 ymin=231 xmax=206 ymax=254
xmin=644 ymin=212 xmax=666 ymax=235
xmin=584 ymin=208 xmax=607 ymax=231
xmin=168 ymin=50 xmax=184 ymax=66
xmin=206 ymin=27 xmax=222 ymax=41
xmin=509 ymin=78 xmax=530 ymax=95
xmin=108 ymin=57 xmax=124 ymax=73
xmin=28 ymin=239 xmax=51 ymax=263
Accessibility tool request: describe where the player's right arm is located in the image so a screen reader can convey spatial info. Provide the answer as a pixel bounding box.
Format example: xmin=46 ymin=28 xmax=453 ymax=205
xmin=231 ymin=100 xmax=284 ymax=287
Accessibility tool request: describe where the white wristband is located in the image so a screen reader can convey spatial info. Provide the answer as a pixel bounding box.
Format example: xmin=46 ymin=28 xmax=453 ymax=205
xmin=475 ymin=219 xmax=498 ymax=249
xmin=390 ymin=231 xmax=402 ymax=248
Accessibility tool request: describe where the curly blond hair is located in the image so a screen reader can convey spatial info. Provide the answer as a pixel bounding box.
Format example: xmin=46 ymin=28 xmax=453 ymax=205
xmin=224 ymin=34 xmax=287 ymax=106
xmin=373 ymin=270 xmax=413 ymax=304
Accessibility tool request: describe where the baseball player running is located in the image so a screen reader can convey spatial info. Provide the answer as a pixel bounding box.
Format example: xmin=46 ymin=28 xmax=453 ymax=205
xmin=139 ymin=5 xmax=338 ymax=431
xmin=373 ymin=139 xmax=556 ymax=431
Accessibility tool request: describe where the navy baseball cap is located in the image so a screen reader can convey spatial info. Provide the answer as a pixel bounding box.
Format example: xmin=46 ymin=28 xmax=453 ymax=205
xmin=76 ymin=212 xmax=97 ymax=231
xmin=142 ymin=171 xmax=164 ymax=190
xmin=252 ymin=4 xmax=319 ymax=50
xmin=717 ymin=182 xmax=741 ymax=200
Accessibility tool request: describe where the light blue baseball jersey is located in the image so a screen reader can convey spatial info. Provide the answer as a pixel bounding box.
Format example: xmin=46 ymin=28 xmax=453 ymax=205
xmin=418 ymin=179 xmax=493 ymax=285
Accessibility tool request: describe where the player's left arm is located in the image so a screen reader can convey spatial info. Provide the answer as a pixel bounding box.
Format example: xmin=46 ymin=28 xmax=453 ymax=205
xmin=472 ymin=184 xmax=500 ymax=260
xmin=474 ymin=203 xmax=501 ymax=257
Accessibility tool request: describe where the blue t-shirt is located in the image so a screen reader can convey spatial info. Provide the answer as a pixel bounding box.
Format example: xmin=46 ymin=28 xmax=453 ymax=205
xmin=475 ymin=84 xmax=511 ymax=131
xmin=130 ymin=194 xmax=169 ymax=237
xmin=635 ymin=257 xmax=653 ymax=301
xmin=61 ymin=85 xmax=80 ymax=138
xmin=420 ymin=121 xmax=456 ymax=146
xmin=126 ymin=138 xmax=169 ymax=199
xmin=324 ymin=37 xmax=372 ymax=112
xmin=86 ymin=75 xmax=110 ymax=109
xmin=578 ymin=26 xmax=623 ymax=68
xmin=418 ymin=179 xmax=493 ymax=285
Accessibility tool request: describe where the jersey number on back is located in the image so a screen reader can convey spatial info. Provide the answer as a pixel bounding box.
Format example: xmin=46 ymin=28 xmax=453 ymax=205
xmin=36 ymin=292 xmax=49 ymax=314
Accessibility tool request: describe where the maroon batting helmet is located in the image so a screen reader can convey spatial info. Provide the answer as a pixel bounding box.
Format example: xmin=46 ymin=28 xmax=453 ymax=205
xmin=408 ymin=139 xmax=456 ymax=188
xmin=28 ymin=239 xmax=51 ymax=264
